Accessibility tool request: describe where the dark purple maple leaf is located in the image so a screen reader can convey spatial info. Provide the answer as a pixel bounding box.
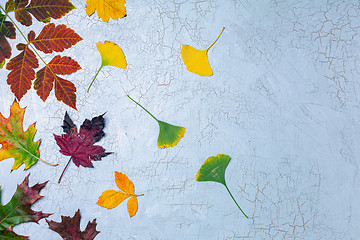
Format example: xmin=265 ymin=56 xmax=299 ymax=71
xmin=47 ymin=209 xmax=100 ymax=240
xmin=54 ymin=112 xmax=111 ymax=183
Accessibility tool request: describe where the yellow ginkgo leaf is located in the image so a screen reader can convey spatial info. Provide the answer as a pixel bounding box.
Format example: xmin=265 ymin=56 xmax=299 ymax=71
xmin=87 ymin=41 xmax=127 ymax=92
xmin=181 ymin=27 xmax=225 ymax=77
xmin=97 ymin=171 xmax=143 ymax=217
xmin=86 ymin=0 xmax=126 ymax=22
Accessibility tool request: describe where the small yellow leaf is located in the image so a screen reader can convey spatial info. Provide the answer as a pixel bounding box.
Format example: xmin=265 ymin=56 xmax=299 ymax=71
xmin=96 ymin=190 xmax=128 ymax=209
xmin=86 ymin=0 xmax=126 ymax=22
xmin=96 ymin=41 xmax=127 ymax=68
xmin=97 ymin=171 xmax=143 ymax=217
xmin=181 ymin=27 xmax=225 ymax=77
xmin=127 ymin=196 xmax=138 ymax=217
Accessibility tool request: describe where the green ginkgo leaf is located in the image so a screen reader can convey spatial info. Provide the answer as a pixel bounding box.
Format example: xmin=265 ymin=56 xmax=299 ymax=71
xmin=127 ymin=95 xmax=186 ymax=149
xmin=196 ymin=154 xmax=248 ymax=218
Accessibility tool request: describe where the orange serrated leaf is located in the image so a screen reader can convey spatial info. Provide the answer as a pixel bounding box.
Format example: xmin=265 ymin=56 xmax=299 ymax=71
xmin=6 ymin=43 xmax=39 ymax=101
xmin=14 ymin=0 xmax=75 ymax=26
xmin=31 ymin=23 xmax=83 ymax=54
xmin=86 ymin=0 xmax=126 ymax=22
xmin=34 ymin=56 xmax=80 ymax=110
xmin=97 ymin=171 xmax=143 ymax=217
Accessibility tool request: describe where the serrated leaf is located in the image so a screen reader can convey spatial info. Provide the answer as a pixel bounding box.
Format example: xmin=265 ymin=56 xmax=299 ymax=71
xmin=196 ymin=154 xmax=248 ymax=218
xmin=97 ymin=171 xmax=143 ymax=217
xmin=47 ymin=209 xmax=100 ymax=240
xmin=34 ymin=55 xmax=80 ymax=110
xmin=0 ymin=174 xmax=51 ymax=231
xmin=0 ymin=229 xmax=29 ymax=239
xmin=54 ymin=112 xmax=111 ymax=183
xmin=86 ymin=0 xmax=126 ymax=22
xmin=0 ymin=12 xmax=15 ymax=65
xmin=14 ymin=0 xmax=75 ymax=26
xmin=31 ymin=23 xmax=83 ymax=54
xmin=127 ymin=95 xmax=186 ymax=148
xmin=181 ymin=27 xmax=224 ymax=76
xmin=0 ymin=100 xmax=41 ymax=170
xmin=6 ymin=42 xmax=39 ymax=101
xmin=87 ymin=41 xmax=127 ymax=92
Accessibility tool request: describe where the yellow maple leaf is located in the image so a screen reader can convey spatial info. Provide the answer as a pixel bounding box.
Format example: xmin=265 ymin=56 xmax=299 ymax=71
xmin=85 ymin=0 xmax=126 ymax=22
xmin=181 ymin=27 xmax=225 ymax=76
xmin=87 ymin=41 xmax=127 ymax=92
xmin=97 ymin=171 xmax=143 ymax=217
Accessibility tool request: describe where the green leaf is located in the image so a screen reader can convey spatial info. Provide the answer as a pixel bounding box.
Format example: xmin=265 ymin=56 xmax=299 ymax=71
xmin=0 ymin=60 xmax=4 ymax=68
xmin=196 ymin=154 xmax=230 ymax=185
xmin=0 ymin=174 xmax=51 ymax=233
xmin=127 ymin=95 xmax=186 ymax=148
xmin=0 ymin=229 xmax=29 ymax=239
xmin=196 ymin=154 xmax=248 ymax=218
xmin=157 ymin=121 xmax=186 ymax=148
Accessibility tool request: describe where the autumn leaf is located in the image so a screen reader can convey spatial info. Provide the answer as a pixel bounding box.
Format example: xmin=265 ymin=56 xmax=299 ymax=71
xmin=12 ymin=0 xmax=75 ymax=26
xmin=6 ymin=41 xmax=39 ymax=101
xmin=34 ymin=55 xmax=81 ymax=110
xmin=87 ymin=41 xmax=127 ymax=92
xmin=54 ymin=112 xmax=112 ymax=183
xmin=86 ymin=0 xmax=126 ymax=22
xmin=0 ymin=11 xmax=16 ymax=64
xmin=0 ymin=174 xmax=51 ymax=239
xmin=0 ymin=100 xmax=56 ymax=170
xmin=181 ymin=27 xmax=225 ymax=76
xmin=127 ymin=95 xmax=186 ymax=148
xmin=31 ymin=23 xmax=83 ymax=53
xmin=196 ymin=154 xmax=248 ymax=218
xmin=47 ymin=209 xmax=100 ymax=240
xmin=97 ymin=171 xmax=143 ymax=217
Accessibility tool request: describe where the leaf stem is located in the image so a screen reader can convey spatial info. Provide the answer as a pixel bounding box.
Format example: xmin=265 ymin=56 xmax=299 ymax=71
xmin=206 ymin=27 xmax=225 ymax=51
xmin=87 ymin=64 xmax=103 ymax=92
xmin=127 ymin=95 xmax=158 ymax=121
xmin=58 ymin=158 xmax=72 ymax=183
xmin=224 ymin=184 xmax=248 ymax=219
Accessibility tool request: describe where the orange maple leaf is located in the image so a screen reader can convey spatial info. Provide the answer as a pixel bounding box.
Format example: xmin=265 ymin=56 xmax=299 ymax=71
xmin=34 ymin=55 xmax=80 ymax=110
xmin=97 ymin=171 xmax=143 ymax=217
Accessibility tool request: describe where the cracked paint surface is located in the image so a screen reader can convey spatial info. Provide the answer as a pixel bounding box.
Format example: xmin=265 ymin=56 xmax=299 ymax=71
xmin=0 ymin=0 xmax=359 ymax=239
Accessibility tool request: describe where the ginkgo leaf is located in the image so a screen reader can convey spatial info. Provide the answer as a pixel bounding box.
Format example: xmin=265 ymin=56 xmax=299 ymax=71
xmin=0 ymin=100 xmax=56 ymax=170
xmin=31 ymin=23 xmax=83 ymax=54
xmin=47 ymin=209 xmax=100 ymax=240
xmin=181 ymin=27 xmax=225 ymax=76
xmin=0 ymin=174 xmax=51 ymax=239
xmin=54 ymin=112 xmax=111 ymax=183
xmin=87 ymin=41 xmax=127 ymax=92
xmin=34 ymin=55 xmax=81 ymax=110
xmin=86 ymin=0 xmax=126 ymax=22
xmin=6 ymin=42 xmax=39 ymax=101
xmin=196 ymin=154 xmax=248 ymax=218
xmin=13 ymin=0 xmax=75 ymax=26
xmin=127 ymin=95 xmax=186 ymax=148
xmin=97 ymin=171 xmax=143 ymax=217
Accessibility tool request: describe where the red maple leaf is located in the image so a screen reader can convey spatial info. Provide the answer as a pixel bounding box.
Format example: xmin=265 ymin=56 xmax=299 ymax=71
xmin=54 ymin=112 xmax=111 ymax=183
xmin=47 ymin=209 xmax=100 ymax=240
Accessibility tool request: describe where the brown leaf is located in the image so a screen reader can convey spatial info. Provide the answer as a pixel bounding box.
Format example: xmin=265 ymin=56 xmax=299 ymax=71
xmin=14 ymin=0 xmax=75 ymax=26
xmin=31 ymin=23 xmax=83 ymax=54
xmin=47 ymin=209 xmax=100 ymax=240
xmin=6 ymin=43 xmax=39 ymax=100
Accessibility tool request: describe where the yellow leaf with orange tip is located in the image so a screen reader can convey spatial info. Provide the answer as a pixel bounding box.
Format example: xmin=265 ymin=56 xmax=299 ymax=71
xmin=97 ymin=171 xmax=143 ymax=217
xmin=181 ymin=27 xmax=225 ymax=76
xmin=86 ymin=0 xmax=126 ymax=22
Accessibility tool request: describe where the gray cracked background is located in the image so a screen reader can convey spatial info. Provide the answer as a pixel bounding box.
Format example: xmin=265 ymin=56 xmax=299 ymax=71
xmin=0 ymin=0 xmax=359 ymax=239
